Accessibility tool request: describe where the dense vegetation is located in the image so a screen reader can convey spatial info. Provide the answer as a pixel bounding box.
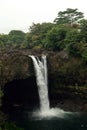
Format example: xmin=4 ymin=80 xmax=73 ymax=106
xmin=0 ymin=8 xmax=87 ymax=61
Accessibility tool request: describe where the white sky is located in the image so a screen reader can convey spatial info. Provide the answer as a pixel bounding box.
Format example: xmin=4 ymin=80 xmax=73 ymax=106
xmin=0 ymin=0 xmax=87 ymax=34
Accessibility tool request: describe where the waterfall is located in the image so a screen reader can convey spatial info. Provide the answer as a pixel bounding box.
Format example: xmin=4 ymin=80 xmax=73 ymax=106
xmin=29 ymin=55 xmax=68 ymax=118
xmin=42 ymin=55 xmax=48 ymax=86
xmin=29 ymin=55 xmax=50 ymax=112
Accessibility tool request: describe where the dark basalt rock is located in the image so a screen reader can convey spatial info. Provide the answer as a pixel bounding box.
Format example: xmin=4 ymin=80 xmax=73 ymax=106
xmin=0 ymin=48 xmax=87 ymax=111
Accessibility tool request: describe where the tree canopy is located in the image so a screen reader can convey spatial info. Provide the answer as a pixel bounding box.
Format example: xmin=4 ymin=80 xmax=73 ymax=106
xmin=54 ymin=8 xmax=84 ymax=25
xmin=8 ymin=30 xmax=25 ymax=46
xmin=0 ymin=8 xmax=87 ymax=61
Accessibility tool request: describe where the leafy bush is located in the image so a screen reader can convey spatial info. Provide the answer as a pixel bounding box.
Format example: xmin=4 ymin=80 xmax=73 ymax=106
xmin=1 ymin=122 xmax=24 ymax=130
xmin=82 ymin=49 xmax=87 ymax=61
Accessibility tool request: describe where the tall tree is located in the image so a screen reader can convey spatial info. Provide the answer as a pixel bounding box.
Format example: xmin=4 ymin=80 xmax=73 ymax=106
xmin=46 ymin=25 xmax=69 ymax=50
xmin=28 ymin=22 xmax=54 ymax=47
xmin=8 ymin=30 xmax=25 ymax=46
xmin=80 ymin=19 xmax=87 ymax=32
xmin=0 ymin=34 xmax=8 ymax=46
xmin=54 ymin=8 xmax=84 ymax=25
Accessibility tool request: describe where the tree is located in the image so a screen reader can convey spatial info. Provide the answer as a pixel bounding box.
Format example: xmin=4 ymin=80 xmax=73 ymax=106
xmin=29 ymin=23 xmax=41 ymax=35
xmin=80 ymin=19 xmax=87 ymax=32
xmin=82 ymin=49 xmax=87 ymax=62
xmin=0 ymin=34 xmax=8 ymax=47
xmin=65 ymin=29 xmax=81 ymax=45
xmin=46 ymin=25 xmax=68 ymax=50
xmin=27 ymin=22 xmax=54 ymax=48
xmin=21 ymin=33 xmax=33 ymax=48
xmin=54 ymin=8 xmax=84 ymax=25
xmin=78 ymin=19 xmax=87 ymax=42
xmin=8 ymin=30 xmax=25 ymax=46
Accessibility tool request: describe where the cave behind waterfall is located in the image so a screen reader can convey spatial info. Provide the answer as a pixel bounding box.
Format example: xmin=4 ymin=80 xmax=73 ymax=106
xmin=2 ymin=77 xmax=40 ymax=110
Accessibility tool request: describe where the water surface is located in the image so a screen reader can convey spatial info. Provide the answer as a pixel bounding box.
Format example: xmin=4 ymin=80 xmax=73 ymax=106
xmin=8 ymin=107 xmax=87 ymax=130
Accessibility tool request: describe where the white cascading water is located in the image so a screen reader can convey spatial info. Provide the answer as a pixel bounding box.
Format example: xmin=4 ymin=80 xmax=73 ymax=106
xmin=29 ymin=55 xmax=50 ymax=112
xmin=29 ymin=55 xmax=71 ymax=118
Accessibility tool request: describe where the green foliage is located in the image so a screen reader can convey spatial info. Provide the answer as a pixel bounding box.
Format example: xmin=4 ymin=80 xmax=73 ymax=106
xmin=65 ymin=29 xmax=81 ymax=56
xmin=8 ymin=30 xmax=25 ymax=47
xmin=0 ymin=111 xmax=6 ymax=128
xmin=80 ymin=19 xmax=87 ymax=32
xmin=0 ymin=8 xmax=87 ymax=60
xmin=79 ymin=19 xmax=87 ymax=42
xmin=25 ymin=22 xmax=54 ymax=48
xmin=32 ymin=45 xmax=42 ymax=52
xmin=54 ymin=8 xmax=84 ymax=25
xmin=46 ymin=25 xmax=69 ymax=50
xmin=0 ymin=34 xmax=8 ymax=47
xmin=81 ymin=48 xmax=87 ymax=61
xmin=65 ymin=29 xmax=80 ymax=43
xmin=66 ymin=42 xmax=81 ymax=57
xmin=21 ymin=33 xmax=32 ymax=48
xmin=3 ymin=122 xmax=24 ymax=130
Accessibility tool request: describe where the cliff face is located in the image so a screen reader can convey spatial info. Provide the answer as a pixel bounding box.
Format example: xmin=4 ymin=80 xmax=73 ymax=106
xmin=0 ymin=49 xmax=67 ymax=86
xmin=0 ymin=49 xmax=34 ymax=86
xmin=0 ymin=48 xmax=87 ymax=111
xmin=0 ymin=48 xmax=87 ymax=87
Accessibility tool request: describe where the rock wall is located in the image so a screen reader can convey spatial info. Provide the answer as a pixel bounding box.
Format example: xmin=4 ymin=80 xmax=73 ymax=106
xmin=0 ymin=48 xmax=87 ymax=87
xmin=0 ymin=48 xmax=87 ymax=111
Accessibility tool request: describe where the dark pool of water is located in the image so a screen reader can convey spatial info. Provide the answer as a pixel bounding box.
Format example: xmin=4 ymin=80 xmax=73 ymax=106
xmin=6 ymin=106 xmax=87 ymax=130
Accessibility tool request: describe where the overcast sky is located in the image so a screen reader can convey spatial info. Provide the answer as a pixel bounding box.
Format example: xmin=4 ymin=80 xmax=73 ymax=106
xmin=0 ymin=0 xmax=87 ymax=34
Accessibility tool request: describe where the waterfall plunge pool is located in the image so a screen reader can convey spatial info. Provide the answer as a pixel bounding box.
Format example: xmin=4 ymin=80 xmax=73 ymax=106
xmin=4 ymin=107 xmax=87 ymax=130
xmin=2 ymin=76 xmax=87 ymax=130
xmin=2 ymin=77 xmax=87 ymax=130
